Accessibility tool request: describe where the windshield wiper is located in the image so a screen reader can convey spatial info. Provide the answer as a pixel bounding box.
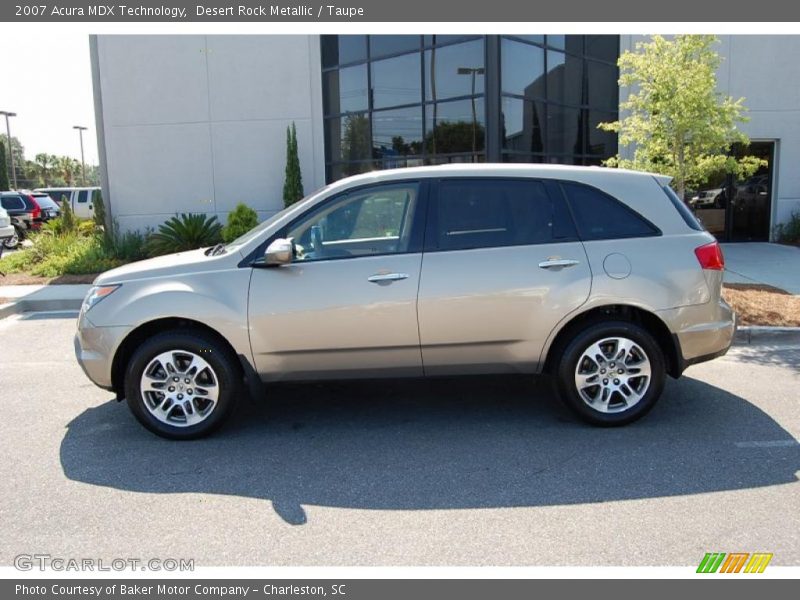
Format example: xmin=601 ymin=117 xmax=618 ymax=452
xmin=205 ymin=243 xmax=226 ymax=256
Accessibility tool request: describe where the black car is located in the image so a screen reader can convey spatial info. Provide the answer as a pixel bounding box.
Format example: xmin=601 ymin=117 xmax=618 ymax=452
xmin=28 ymin=192 xmax=61 ymax=220
xmin=0 ymin=191 xmax=44 ymax=249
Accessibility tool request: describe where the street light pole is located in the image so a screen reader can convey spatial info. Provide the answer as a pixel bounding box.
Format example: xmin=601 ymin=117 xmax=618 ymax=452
xmin=73 ymin=126 xmax=88 ymax=186
xmin=0 ymin=111 xmax=18 ymax=189
xmin=456 ymin=68 xmax=485 ymax=161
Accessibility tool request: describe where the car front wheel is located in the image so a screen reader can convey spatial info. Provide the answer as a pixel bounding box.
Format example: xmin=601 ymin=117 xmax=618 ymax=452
xmin=555 ymin=321 xmax=666 ymax=426
xmin=124 ymin=330 xmax=240 ymax=439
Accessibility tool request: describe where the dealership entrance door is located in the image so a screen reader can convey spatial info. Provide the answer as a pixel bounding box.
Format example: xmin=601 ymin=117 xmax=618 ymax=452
xmin=690 ymin=142 xmax=774 ymax=242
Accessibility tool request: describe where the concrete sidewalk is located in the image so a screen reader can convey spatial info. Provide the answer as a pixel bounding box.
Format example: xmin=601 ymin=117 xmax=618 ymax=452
xmin=0 ymin=284 xmax=89 ymax=318
xmin=722 ymin=243 xmax=800 ymax=294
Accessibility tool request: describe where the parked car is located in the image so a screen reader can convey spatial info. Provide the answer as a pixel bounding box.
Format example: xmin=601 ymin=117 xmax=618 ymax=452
xmin=75 ymin=165 xmax=735 ymax=439
xmin=0 ymin=206 xmax=14 ymax=249
xmin=26 ymin=192 xmax=61 ymax=220
xmin=35 ymin=187 xmax=100 ymax=219
xmin=690 ymin=187 xmax=726 ymax=208
xmin=0 ymin=191 xmax=43 ymax=249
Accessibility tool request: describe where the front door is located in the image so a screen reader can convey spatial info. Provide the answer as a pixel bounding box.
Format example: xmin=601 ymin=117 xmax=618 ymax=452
xmin=248 ymin=181 xmax=426 ymax=381
xmin=417 ymin=178 xmax=591 ymax=375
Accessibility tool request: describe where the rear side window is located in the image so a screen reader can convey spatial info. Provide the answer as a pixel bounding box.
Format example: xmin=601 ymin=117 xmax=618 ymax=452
xmin=433 ymin=179 xmax=576 ymax=251
xmin=1 ymin=196 xmax=25 ymax=210
xmin=662 ymin=184 xmax=704 ymax=231
xmin=561 ymin=182 xmax=660 ymax=240
xmin=77 ymin=191 xmax=88 ymax=203
xmin=47 ymin=191 xmax=71 ymax=204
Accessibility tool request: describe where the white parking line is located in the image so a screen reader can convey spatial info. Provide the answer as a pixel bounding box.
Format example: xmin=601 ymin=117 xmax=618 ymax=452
xmin=735 ymin=440 xmax=800 ymax=448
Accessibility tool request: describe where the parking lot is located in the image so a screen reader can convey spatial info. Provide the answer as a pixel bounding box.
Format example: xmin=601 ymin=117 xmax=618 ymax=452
xmin=0 ymin=311 xmax=798 ymax=566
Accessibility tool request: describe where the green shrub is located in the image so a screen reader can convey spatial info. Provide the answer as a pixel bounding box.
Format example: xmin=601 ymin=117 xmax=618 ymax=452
xmin=77 ymin=219 xmax=97 ymax=237
xmin=93 ymin=190 xmax=107 ymax=232
xmin=41 ymin=218 xmax=64 ymax=236
xmin=222 ymin=203 xmax=259 ymax=243
xmin=2 ymin=232 xmax=120 ymax=276
xmin=774 ymin=211 xmax=800 ymax=244
xmin=146 ymin=213 xmax=222 ymax=257
xmin=60 ymin=199 xmax=76 ymax=233
xmin=103 ymin=221 xmax=149 ymax=262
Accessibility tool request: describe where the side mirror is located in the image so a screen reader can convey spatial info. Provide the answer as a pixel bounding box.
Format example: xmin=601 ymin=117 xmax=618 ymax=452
xmin=264 ymin=238 xmax=294 ymax=266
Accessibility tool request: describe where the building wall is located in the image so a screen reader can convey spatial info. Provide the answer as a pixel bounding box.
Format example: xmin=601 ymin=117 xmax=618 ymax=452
xmin=621 ymin=35 xmax=800 ymax=235
xmin=92 ymin=35 xmax=326 ymax=233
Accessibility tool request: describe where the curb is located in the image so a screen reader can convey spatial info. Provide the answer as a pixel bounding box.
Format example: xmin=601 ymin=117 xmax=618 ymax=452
xmin=0 ymin=297 xmax=82 ymax=319
xmin=734 ymin=326 xmax=800 ymax=345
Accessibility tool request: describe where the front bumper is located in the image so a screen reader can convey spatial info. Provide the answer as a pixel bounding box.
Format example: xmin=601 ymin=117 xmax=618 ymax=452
xmin=74 ymin=312 xmax=131 ymax=391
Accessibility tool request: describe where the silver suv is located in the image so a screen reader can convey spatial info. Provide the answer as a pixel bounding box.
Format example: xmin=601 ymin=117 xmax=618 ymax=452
xmin=75 ymin=165 xmax=735 ymax=439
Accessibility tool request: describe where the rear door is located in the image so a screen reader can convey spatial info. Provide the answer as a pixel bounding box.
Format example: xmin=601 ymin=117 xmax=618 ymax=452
xmin=417 ymin=177 xmax=591 ymax=375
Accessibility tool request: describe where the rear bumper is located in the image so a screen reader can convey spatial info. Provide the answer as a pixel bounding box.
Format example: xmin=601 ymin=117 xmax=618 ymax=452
xmin=658 ymin=297 xmax=736 ymax=375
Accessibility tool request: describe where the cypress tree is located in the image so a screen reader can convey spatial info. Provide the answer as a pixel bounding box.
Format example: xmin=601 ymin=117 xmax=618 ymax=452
xmin=283 ymin=122 xmax=304 ymax=207
xmin=0 ymin=142 xmax=9 ymax=191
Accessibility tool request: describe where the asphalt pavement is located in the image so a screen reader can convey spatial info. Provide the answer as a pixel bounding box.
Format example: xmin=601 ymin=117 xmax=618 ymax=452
xmin=0 ymin=311 xmax=798 ymax=566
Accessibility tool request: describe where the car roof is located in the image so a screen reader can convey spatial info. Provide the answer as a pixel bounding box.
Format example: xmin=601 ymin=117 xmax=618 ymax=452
xmin=324 ymin=163 xmax=672 ymax=192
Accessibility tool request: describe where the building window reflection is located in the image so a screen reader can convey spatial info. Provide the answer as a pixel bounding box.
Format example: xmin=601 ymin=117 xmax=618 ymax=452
xmin=321 ymin=34 xmax=618 ymax=181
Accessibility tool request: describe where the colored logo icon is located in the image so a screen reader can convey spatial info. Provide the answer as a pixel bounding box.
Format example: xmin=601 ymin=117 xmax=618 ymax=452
xmin=697 ymin=552 xmax=773 ymax=573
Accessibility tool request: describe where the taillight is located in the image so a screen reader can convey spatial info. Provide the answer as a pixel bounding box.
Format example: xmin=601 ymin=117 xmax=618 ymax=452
xmin=695 ymin=241 xmax=724 ymax=270
xmin=27 ymin=195 xmax=41 ymax=220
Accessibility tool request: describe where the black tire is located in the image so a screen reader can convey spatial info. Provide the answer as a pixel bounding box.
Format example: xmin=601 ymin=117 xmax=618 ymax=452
xmin=554 ymin=320 xmax=666 ymax=426
xmin=124 ymin=330 xmax=241 ymax=440
xmin=3 ymin=226 xmax=22 ymax=249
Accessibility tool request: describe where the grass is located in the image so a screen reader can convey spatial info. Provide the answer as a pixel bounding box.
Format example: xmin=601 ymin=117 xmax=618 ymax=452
xmin=722 ymin=283 xmax=800 ymax=327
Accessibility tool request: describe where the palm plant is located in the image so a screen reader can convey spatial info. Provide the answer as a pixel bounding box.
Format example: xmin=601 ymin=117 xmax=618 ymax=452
xmin=147 ymin=213 xmax=222 ymax=257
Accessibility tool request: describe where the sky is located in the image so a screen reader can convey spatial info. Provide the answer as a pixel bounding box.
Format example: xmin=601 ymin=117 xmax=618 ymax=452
xmin=0 ymin=33 xmax=99 ymax=165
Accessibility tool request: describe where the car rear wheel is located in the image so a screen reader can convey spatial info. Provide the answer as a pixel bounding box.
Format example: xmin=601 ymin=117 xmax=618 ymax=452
xmin=124 ymin=330 xmax=240 ymax=439
xmin=555 ymin=321 xmax=665 ymax=426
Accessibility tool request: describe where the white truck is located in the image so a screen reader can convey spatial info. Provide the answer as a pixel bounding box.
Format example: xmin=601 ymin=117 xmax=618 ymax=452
xmin=35 ymin=187 xmax=101 ymax=220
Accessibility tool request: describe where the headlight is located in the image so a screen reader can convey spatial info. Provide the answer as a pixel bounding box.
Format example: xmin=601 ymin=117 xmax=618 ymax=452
xmin=82 ymin=285 xmax=120 ymax=313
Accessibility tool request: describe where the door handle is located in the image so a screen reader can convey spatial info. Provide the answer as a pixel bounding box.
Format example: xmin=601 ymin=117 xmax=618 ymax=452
xmin=367 ymin=272 xmax=409 ymax=283
xmin=538 ymin=258 xmax=580 ymax=269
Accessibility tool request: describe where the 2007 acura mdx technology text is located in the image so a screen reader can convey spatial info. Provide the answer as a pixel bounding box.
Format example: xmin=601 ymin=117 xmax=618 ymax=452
xmin=75 ymin=165 xmax=735 ymax=439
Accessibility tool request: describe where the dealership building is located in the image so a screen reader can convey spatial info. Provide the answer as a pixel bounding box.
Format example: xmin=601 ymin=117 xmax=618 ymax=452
xmin=91 ymin=34 xmax=798 ymax=242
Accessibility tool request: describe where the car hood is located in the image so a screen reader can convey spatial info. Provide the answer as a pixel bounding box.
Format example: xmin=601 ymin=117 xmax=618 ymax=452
xmin=94 ymin=247 xmax=239 ymax=284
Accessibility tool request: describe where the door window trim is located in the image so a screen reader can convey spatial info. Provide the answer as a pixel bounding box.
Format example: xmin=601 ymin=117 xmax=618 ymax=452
xmin=423 ymin=176 xmax=580 ymax=253
xmin=250 ymin=179 xmax=430 ymax=267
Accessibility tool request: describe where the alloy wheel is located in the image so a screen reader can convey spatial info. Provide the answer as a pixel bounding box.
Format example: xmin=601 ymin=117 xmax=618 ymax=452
xmin=574 ymin=337 xmax=652 ymax=413
xmin=140 ymin=350 xmax=219 ymax=427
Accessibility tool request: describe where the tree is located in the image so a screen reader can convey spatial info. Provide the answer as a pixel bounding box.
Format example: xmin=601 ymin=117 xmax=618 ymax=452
xmin=222 ymin=203 xmax=259 ymax=242
xmin=599 ymin=35 xmax=763 ymax=199
xmin=34 ymin=153 xmax=57 ymax=187
xmin=55 ymin=155 xmax=79 ymax=186
xmin=0 ymin=142 xmax=9 ymax=191
xmin=424 ymin=120 xmax=486 ymax=156
xmin=282 ymin=122 xmax=304 ymax=207
xmin=341 ymin=114 xmax=371 ymax=176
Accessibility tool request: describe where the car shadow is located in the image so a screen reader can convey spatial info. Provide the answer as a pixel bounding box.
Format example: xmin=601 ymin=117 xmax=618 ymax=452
xmin=60 ymin=375 xmax=800 ymax=525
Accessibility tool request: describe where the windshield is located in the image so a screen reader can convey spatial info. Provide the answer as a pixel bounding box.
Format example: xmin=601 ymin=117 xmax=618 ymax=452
xmin=223 ymin=185 xmax=333 ymax=250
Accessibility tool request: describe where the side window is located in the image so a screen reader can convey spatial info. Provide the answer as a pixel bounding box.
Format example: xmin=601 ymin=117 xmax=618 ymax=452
xmin=286 ymin=182 xmax=419 ymax=262
xmin=433 ymin=179 xmax=575 ymax=251
xmin=52 ymin=191 xmax=70 ymax=204
xmin=1 ymin=196 xmax=25 ymax=210
xmin=561 ymin=181 xmax=659 ymax=240
xmin=77 ymin=191 xmax=88 ymax=203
